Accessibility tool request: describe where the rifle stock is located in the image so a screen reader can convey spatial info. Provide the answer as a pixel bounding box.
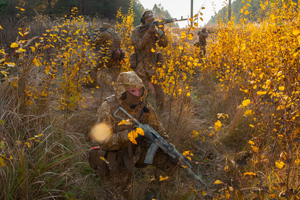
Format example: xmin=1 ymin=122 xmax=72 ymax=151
xmin=113 ymin=106 xmax=206 ymax=186
xmin=140 ymin=17 xmax=188 ymax=32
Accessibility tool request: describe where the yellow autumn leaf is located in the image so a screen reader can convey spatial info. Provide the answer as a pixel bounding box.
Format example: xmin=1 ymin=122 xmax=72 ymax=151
xmin=75 ymin=29 xmax=80 ymax=34
xmin=295 ymin=159 xmax=300 ymax=165
xmin=257 ymin=91 xmax=267 ymax=95
xmin=136 ymin=127 xmax=144 ymax=136
xmin=243 ymin=172 xmax=256 ymax=176
xmin=242 ymin=99 xmax=251 ymax=106
xmin=32 ymin=58 xmax=40 ymax=66
xmin=30 ymin=46 xmax=36 ymax=52
xmin=128 ymin=130 xmax=139 ymax=145
xmin=118 ymin=119 xmax=132 ymax=126
xmin=0 ymin=25 xmax=2 ymax=29
xmin=181 ymin=165 xmax=187 ymax=168
xmin=202 ymin=191 xmax=207 ymax=196
xmin=100 ymin=156 xmax=109 ymax=164
xmin=17 ymin=48 xmax=26 ymax=53
xmin=275 ymin=160 xmax=285 ymax=169
xmin=241 ymin=43 xmax=246 ymax=51
xmin=25 ymin=142 xmax=30 ymax=148
xmin=279 ymin=86 xmax=285 ymax=91
xmin=189 ymin=18 xmax=193 ymax=22
xmin=10 ymin=42 xmax=19 ymax=48
xmin=251 ymin=146 xmax=259 ymax=153
xmin=277 ymin=105 xmax=285 ymax=110
xmin=5 ymin=62 xmax=15 ymax=67
xmin=293 ymin=29 xmax=300 ymax=36
xmin=159 ymin=175 xmax=169 ymax=181
xmin=151 ymin=48 xmax=155 ymax=53
xmin=214 ymin=120 xmax=222 ymax=131
xmin=244 ymin=110 xmax=254 ymax=116
xmin=194 ymin=22 xmax=198 ymax=26
xmin=213 ymin=180 xmax=224 ymax=184
xmin=225 ymin=190 xmax=230 ymax=199
xmin=248 ymin=140 xmax=255 ymax=145
xmin=192 ymin=130 xmax=199 ymax=138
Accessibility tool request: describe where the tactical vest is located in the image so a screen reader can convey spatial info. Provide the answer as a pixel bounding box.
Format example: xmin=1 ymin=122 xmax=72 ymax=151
xmin=199 ymin=32 xmax=208 ymax=45
xmin=106 ymin=29 xmax=125 ymax=61
xmin=105 ymin=94 xmax=146 ymax=128
xmin=106 ymin=29 xmax=121 ymax=50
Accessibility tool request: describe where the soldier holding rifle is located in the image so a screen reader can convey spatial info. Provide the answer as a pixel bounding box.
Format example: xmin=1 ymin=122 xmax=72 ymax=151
xmin=88 ymin=71 xmax=206 ymax=199
xmin=130 ymin=11 xmax=168 ymax=111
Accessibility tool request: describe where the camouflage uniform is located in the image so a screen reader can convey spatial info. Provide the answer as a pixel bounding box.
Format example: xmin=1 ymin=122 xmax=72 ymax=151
xmin=89 ymin=71 xmax=176 ymax=181
xmin=197 ymin=28 xmax=208 ymax=56
xmin=88 ymin=23 xmax=124 ymax=88
xmin=130 ymin=12 xmax=168 ymax=110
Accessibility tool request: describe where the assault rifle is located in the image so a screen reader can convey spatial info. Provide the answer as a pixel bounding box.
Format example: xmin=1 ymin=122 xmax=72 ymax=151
xmin=139 ymin=17 xmax=188 ymax=32
xmin=113 ymin=106 xmax=207 ymax=186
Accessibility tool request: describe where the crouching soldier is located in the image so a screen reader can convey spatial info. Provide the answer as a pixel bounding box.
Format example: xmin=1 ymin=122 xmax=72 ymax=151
xmin=88 ymin=71 xmax=178 ymax=199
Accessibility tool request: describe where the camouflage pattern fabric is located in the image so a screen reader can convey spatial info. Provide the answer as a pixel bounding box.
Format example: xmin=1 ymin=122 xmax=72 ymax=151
xmin=198 ymin=29 xmax=208 ymax=56
xmin=130 ymin=25 xmax=167 ymax=109
xmin=130 ymin=25 xmax=167 ymax=81
xmin=96 ymin=71 xmax=168 ymax=151
xmin=88 ymin=27 xmax=122 ymax=87
xmin=92 ymin=71 xmax=178 ymax=199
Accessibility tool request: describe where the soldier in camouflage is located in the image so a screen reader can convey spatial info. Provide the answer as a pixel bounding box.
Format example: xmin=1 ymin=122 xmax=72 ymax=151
xmin=89 ymin=71 xmax=177 ymax=198
xmin=87 ymin=23 xmax=125 ymax=88
xmin=197 ymin=28 xmax=208 ymax=56
xmin=130 ymin=11 xmax=168 ymax=111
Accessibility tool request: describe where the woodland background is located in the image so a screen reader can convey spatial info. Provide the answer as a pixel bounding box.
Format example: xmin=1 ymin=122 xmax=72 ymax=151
xmin=1 ymin=0 xmax=300 ymax=200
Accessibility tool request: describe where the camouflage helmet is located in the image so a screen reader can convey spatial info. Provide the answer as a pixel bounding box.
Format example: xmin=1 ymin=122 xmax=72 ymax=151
xmin=141 ymin=11 xmax=154 ymax=24
xmin=113 ymin=71 xmax=147 ymax=101
xmin=102 ymin=23 xmax=112 ymax=29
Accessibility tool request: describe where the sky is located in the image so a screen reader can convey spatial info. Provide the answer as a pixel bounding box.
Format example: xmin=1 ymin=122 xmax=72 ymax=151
xmin=137 ymin=0 xmax=228 ymax=28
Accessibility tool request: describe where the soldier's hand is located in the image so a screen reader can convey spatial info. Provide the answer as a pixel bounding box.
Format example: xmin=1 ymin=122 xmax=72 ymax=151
xmin=147 ymin=24 xmax=156 ymax=34
xmin=158 ymin=23 xmax=165 ymax=31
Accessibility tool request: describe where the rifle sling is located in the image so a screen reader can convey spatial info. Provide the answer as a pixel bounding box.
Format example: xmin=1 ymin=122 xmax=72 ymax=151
xmin=144 ymin=142 xmax=159 ymax=164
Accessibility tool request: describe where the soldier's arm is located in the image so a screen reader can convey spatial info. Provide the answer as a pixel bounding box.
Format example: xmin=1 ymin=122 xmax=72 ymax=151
xmin=204 ymin=32 xmax=208 ymax=38
xmin=131 ymin=27 xmax=152 ymax=50
xmin=96 ymin=101 xmax=130 ymax=150
xmin=157 ymin=33 xmax=168 ymax=48
xmin=144 ymin=103 xmax=169 ymax=139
